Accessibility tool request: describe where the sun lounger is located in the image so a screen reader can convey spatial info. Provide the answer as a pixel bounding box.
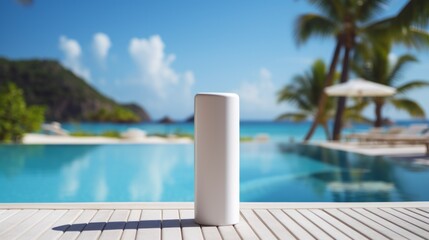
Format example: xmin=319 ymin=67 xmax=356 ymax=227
xmin=345 ymin=127 xmax=403 ymax=142
xmin=369 ymin=126 xmax=429 ymax=154
xmin=345 ymin=127 xmax=384 ymax=142
xmin=367 ymin=124 xmax=428 ymax=142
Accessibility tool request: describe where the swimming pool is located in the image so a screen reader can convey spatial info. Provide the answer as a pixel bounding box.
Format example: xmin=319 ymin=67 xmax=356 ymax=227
xmin=1 ymin=143 xmax=428 ymax=202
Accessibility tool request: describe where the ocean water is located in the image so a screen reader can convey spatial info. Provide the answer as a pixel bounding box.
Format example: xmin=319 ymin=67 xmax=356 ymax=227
xmin=61 ymin=120 xmax=429 ymax=142
xmin=61 ymin=121 xmax=338 ymax=142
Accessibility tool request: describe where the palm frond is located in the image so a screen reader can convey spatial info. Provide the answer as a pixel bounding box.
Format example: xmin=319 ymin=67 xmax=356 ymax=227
xmin=308 ymin=0 xmax=343 ymax=21
xmin=363 ymin=16 xmax=429 ymax=50
xmin=276 ymin=112 xmax=309 ymax=122
xmin=277 ymin=80 xmax=313 ymax=112
xmin=356 ymin=0 xmax=390 ymax=22
xmin=396 ymin=80 xmax=429 ymax=94
xmin=387 ymin=54 xmax=417 ymax=84
xmin=359 ymin=19 xmax=395 ymax=57
xmin=353 ymin=41 xmax=374 ymax=63
xmin=348 ymin=99 xmax=371 ymax=112
xmin=395 ymin=0 xmax=429 ymax=28
xmin=344 ymin=112 xmax=373 ymax=124
xmin=393 ymin=27 xmax=429 ymax=49
xmin=355 ymin=48 xmax=389 ymax=84
xmin=343 ymin=99 xmax=371 ymax=123
xmin=277 ymin=85 xmax=298 ymax=103
xmin=389 ymin=97 xmax=426 ymax=117
xmin=350 ymin=58 xmax=370 ymax=79
xmin=278 ymin=59 xmax=334 ymax=117
xmin=294 ymin=14 xmax=337 ymax=45
xmin=371 ymin=49 xmax=390 ymax=84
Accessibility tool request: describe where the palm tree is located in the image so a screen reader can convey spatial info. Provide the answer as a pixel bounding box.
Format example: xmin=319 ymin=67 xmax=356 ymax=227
xmin=277 ymin=59 xmax=368 ymax=139
xmin=352 ymin=49 xmax=429 ymax=127
xmin=295 ymin=0 xmax=429 ymax=141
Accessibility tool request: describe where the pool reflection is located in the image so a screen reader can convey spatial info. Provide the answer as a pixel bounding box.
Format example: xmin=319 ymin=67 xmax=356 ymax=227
xmin=0 ymin=143 xmax=428 ymax=202
xmin=280 ymin=144 xmax=429 ymax=202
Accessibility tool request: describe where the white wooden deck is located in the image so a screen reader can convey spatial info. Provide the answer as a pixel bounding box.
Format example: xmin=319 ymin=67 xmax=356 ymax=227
xmin=0 ymin=202 xmax=428 ymax=240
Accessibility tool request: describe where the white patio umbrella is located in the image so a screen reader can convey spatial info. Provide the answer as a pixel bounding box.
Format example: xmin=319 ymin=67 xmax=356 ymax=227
xmin=325 ymin=78 xmax=396 ymax=97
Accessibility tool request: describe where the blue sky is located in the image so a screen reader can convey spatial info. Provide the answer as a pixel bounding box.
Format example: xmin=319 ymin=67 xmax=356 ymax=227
xmin=1 ymin=0 xmax=428 ymax=120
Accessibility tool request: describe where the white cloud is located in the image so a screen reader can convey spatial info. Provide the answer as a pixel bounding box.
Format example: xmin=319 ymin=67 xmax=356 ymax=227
xmin=388 ymin=52 xmax=398 ymax=64
xmin=183 ymin=71 xmax=195 ymax=94
xmin=59 ymin=35 xmax=91 ymax=81
xmin=236 ymin=68 xmax=284 ymax=119
xmin=127 ymin=35 xmax=196 ymax=119
xmin=129 ymin=35 xmax=180 ymax=98
xmin=238 ymin=68 xmax=275 ymax=106
xmin=92 ymin=32 xmax=111 ymax=62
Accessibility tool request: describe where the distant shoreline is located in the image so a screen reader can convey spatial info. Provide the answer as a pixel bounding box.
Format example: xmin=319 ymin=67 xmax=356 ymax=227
xmin=23 ymin=133 xmax=193 ymax=145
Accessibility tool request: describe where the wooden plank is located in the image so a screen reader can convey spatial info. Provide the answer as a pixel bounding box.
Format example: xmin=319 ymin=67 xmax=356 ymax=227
xmin=0 ymin=209 xmax=52 ymax=240
xmin=180 ymin=209 xmax=203 ymax=240
xmin=37 ymin=210 xmax=83 ymax=240
xmin=254 ymin=209 xmax=295 ymax=240
xmin=162 ymin=210 xmax=182 ymax=240
xmin=121 ymin=210 xmax=141 ymax=240
xmin=381 ymin=208 xmax=429 ymax=231
xmin=339 ymin=208 xmax=405 ymax=240
xmin=0 ymin=209 xmax=38 ymax=235
xmin=311 ymin=209 xmax=367 ymax=240
xmin=2 ymin=204 xmax=429 ymax=240
xmin=407 ymin=208 xmax=429 ymax=219
xmin=393 ymin=208 xmax=429 ymax=224
xmin=202 ymin=226 xmax=222 ymax=240
xmin=233 ymin=214 xmax=259 ymax=240
xmin=0 ymin=209 xmax=20 ymax=224
xmin=298 ymin=209 xmax=351 ymax=240
xmin=218 ymin=225 xmax=239 ymax=240
xmin=269 ymin=209 xmax=315 ymax=240
xmin=76 ymin=209 xmax=113 ymax=240
xmin=284 ymin=209 xmax=333 ymax=240
xmin=99 ymin=210 xmax=130 ymax=240
xmin=324 ymin=208 xmax=389 ymax=240
xmin=16 ymin=210 xmax=67 ymax=240
xmin=353 ymin=208 xmax=424 ymax=240
xmin=58 ymin=210 xmax=97 ymax=240
xmin=136 ymin=210 xmax=161 ymax=240
xmin=364 ymin=208 xmax=429 ymax=239
xmin=418 ymin=208 xmax=429 ymax=214
xmin=241 ymin=209 xmax=276 ymax=240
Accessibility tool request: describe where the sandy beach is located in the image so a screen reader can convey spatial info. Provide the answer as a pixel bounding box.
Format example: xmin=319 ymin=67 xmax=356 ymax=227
xmin=23 ymin=133 xmax=193 ymax=144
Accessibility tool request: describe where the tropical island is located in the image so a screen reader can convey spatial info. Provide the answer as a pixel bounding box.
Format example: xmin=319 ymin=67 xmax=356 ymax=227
xmin=0 ymin=58 xmax=150 ymax=123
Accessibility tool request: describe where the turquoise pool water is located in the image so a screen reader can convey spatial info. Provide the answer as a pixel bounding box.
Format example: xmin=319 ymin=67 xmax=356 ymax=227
xmin=1 ymin=143 xmax=429 ymax=202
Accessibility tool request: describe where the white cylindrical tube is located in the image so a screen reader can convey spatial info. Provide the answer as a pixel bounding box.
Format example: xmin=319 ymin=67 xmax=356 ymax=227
xmin=194 ymin=92 xmax=240 ymax=226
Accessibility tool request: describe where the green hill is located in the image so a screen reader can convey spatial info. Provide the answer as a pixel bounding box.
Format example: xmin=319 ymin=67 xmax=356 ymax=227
xmin=0 ymin=57 xmax=150 ymax=122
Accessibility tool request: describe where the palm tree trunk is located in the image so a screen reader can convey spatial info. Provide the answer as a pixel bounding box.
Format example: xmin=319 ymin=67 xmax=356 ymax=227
xmin=304 ymin=39 xmax=342 ymax=142
xmin=374 ymin=100 xmax=383 ymax=127
xmin=322 ymin=122 xmax=331 ymax=140
xmin=332 ymin=45 xmax=351 ymax=141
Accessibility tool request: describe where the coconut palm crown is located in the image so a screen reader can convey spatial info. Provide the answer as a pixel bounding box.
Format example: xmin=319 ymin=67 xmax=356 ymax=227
xmin=277 ymin=59 xmax=367 ymax=140
xmin=352 ymin=49 xmax=429 ymax=127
